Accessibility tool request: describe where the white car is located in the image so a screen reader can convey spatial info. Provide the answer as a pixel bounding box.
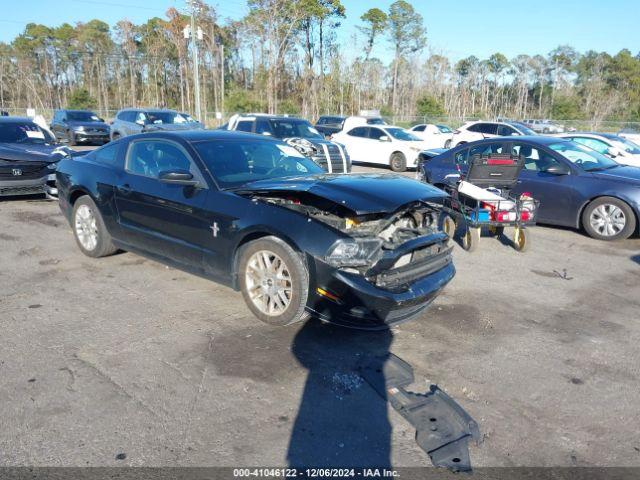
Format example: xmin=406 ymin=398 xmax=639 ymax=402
xmin=618 ymin=129 xmax=640 ymax=145
xmin=332 ymin=125 xmax=431 ymax=172
xmin=555 ymin=133 xmax=640 ymax=167
xmin=523 ymin=119 xmax=565 ymax=134
xmin=409 ymin=124 xmax=453 ymax=149
xmin=449 ymin=121 xmax=536 ymax=148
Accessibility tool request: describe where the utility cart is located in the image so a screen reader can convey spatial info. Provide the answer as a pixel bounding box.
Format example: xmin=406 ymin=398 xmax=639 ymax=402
xmin=439 ymin=153 xmax=539 ymax=252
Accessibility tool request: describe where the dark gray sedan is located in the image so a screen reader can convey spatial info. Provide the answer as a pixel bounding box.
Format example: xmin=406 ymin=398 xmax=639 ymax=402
xmin=419 ymin=136 xmax=640 ymax=241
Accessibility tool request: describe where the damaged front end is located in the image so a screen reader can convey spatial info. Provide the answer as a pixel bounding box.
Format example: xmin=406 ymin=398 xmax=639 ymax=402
xmin=244 ymin=187 xmax=454 ymax=328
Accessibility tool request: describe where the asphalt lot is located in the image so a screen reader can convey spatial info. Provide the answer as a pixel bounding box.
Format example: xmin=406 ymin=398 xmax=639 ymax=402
xmin=1 ymin=150 xmax=640 ymax=468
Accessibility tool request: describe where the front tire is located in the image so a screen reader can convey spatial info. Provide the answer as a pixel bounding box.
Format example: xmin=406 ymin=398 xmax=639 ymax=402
xmin=72 ymin=196 xmax=117 ymax=257
xmin=390 ymin=152 xmax=407 ymax=172
xmin=582 ymin=197 xmax=636 ymax=241
xmin=238 ymin=236 xmax=310 ymax=326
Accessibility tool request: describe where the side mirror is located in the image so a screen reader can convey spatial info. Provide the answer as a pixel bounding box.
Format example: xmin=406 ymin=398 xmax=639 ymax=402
xmin=158 ymin=169 xmax=198 ymax=186
xmin=543 ymin=164 xmax=570 ymax=175
xmin=379 ymin=135 xmax=390 ymax=142
xmin=607 ymin=146 xmax=621 ymax=157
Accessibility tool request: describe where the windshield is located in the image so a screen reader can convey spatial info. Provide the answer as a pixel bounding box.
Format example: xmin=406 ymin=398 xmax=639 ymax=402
xmin=145 ymin=111 xmax=180 ymax=125
xmin=194 ymin=139 xmax=324 ymax=189
xmin=67 ymin=111 xmax=100 ymax=122
xmin=176 ymin=113 xmax=198 ymax=124
xmin=366 ymin=118 xmax=385 ymax=125
xmin=437 ymin=125 xmax=452 ymax=133
xmin=550 ymin=142 xmax=619 ymax=171
xmin=510 ymin=122 xmax=537 ymax=135
xmin=269 ymin=119 xmax=323 ymax=139
xmin=0 ymin=122 xmax=56 ymax=145
xmin=386 ymin=127 xmax=421 ymax=141
xmin=613 ymin=137 xmax=640 ymax=155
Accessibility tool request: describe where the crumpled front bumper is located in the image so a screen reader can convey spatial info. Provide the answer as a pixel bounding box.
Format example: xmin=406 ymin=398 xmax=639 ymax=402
xmin=307 ymin=255 xmax=455 ymax=330
xmin=0 ymin=173 xmax=58 ymax=198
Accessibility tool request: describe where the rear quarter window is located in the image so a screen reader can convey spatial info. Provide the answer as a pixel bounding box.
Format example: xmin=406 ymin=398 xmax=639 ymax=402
xmin=92 ymin=143 xmax=121 ymax=167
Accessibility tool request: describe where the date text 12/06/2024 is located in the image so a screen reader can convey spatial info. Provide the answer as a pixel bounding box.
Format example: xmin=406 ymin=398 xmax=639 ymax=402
xmin=233 ymin=468 xmax=399 ymax=478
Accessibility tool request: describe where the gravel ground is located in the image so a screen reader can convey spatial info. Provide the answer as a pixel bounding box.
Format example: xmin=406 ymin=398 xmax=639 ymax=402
xmin=0 ymin=155 xmax=639 ymax=468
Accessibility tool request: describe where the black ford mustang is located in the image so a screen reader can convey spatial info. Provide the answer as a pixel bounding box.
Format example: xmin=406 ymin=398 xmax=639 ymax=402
xmin=56 ymin=130 xmax=455 ymax=329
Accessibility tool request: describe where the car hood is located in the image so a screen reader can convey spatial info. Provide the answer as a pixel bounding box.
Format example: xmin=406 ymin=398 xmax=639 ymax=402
xmin=233 ymin=173 xmax=447 ymax=215
xmin=589 ymin=165 xmax=640 ymax=184
xmin=68 ymin=121 xmax=109 ymax=129
xmin=0 ymin=143 xmax=72 ymax=163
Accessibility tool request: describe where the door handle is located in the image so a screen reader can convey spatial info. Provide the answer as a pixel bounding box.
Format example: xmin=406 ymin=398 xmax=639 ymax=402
xmin=117 ymin=184 xmax=132 ymax=195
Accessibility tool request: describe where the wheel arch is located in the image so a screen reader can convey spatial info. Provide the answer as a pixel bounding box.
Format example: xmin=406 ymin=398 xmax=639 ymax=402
xmin=230 ymin=228 xmax=305 ymax=290
xmin=68 ymin=187 xmax=95 ymax=206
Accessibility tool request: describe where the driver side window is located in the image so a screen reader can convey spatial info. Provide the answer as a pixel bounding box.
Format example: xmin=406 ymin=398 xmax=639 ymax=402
xmin=367 ymin=127 xmax=385 ymax=140
xmin=512 ymin=143 xmax=560 ymax=172
xmin=497 ymin=125 xmax=518 ymax=136
xmin=126 ymin=140 xmax=197 ymax=179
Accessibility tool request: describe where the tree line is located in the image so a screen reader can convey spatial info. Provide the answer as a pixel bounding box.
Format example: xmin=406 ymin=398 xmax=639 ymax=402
xmin=1 ymin=0 xmax=639 ymax=126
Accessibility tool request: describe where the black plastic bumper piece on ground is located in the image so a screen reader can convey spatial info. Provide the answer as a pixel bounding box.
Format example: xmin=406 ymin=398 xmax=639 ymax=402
xmin=360 ymin=354 xmax=481 ymax=473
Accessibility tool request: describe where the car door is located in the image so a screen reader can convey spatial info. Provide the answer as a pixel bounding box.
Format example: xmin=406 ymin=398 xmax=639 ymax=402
xmin=340 ymin=127 xmax=369 ymax=162
xmin=113 ymin=138 xmax=212 ymax=268
xmin=364 ymin=127 xmax=393 ymax=164
xmin=510 ymin=142 xmax=578 ymax=225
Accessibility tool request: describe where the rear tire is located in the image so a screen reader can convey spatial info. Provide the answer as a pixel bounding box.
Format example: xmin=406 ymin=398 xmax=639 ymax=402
xmin=72 ymin=196 xmax=117 ymax=258
xmin=238 ymin=236 xmax=310 ymax=326
xmin=582 ymin=197 xmax=636 ymax=241
xmin=390 ymin=152 xmax=407 ymax=172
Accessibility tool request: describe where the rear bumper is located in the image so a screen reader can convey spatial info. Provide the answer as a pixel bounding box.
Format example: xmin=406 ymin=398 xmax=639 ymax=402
xmin=0 ymin=174 xmax=58 ymax=198
xmin=307 ymin=257 xmax=455 ymax=330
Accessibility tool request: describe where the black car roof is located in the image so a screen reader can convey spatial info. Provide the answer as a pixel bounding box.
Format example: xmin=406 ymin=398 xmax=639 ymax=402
xmin=0 ymin=116 xmax=35 ymax=124
xmin=125 ymin=129 xmax=281 ymax=143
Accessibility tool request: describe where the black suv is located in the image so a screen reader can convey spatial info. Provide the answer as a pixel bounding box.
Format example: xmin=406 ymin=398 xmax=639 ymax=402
xmin=226 ymin=114 xmax=351 ymax=173
xmin=50 ymin=110 xmax=110 ymax=146
xmin=315 ymin=115 xmax=346 ymax=138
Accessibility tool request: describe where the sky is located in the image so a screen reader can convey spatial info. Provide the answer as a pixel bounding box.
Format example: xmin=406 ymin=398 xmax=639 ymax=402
xmin=0 ymin=0 xmax=638 ymax=62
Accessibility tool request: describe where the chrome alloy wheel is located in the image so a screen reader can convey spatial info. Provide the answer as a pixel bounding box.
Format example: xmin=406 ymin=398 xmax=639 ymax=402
xmin=75 ymin=204 xmax=98 ymax=251
xmin=589 ymin=204 xmax=626 ymax=237
xmin=245 ymin=250 xmax=293 ymax=316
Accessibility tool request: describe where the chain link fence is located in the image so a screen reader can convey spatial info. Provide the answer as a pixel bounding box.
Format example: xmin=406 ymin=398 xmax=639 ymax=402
xmin=4 ymin=106 xmax=640 ymax=134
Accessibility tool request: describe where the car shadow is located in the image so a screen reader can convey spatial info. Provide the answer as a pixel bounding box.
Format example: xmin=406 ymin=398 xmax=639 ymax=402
xmin=287 ymin=320 xmax=394 ymax=468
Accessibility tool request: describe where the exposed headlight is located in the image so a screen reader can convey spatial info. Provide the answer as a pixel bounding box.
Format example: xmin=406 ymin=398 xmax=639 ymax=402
xmin=47 ymin=162 xmax=58 ymax=170
xmin=325 ymin=238 xmax=383 ymax=267
xmin=73 ymin=125 xmax=85 ymax=132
